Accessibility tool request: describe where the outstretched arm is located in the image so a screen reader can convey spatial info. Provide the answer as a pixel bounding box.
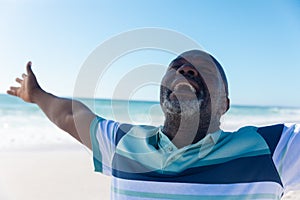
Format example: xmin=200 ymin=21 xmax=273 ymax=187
xmin=7 ymin=62 xmax=95 ymax=150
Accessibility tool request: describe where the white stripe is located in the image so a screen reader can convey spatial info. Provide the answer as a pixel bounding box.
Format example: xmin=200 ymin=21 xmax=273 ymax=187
xmin=273 ymin=123 xmax=300 ymax=192
xmin=112 ymin=177 xmax=283 ymax=196
xmin=96 ymin=119 xmax=120 ymax=171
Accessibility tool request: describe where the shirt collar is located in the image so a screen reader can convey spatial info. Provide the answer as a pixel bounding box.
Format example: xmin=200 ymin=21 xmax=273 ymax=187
xmin=208 ymin=129 xmax=222 ymax=145
xmin=157 ymin=127 xmax=178 ymax=151
xmin=158 ymin=126 xmax=222 ymax=149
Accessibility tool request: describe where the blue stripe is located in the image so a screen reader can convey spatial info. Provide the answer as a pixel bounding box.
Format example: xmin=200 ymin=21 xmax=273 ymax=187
xmin=257 ymin=124 xmax=283 ymax=156
xmin=112 ymin=153 xmax=283 ymax=186
xmin=115 ymin=123 xmax=134 ymax=145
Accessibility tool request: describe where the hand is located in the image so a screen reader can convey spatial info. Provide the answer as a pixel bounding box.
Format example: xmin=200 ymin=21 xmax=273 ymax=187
xmin=7 ymin=61 xmax=42 ymax=103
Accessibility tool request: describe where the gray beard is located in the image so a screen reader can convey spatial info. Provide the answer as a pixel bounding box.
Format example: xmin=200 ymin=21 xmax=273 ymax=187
xmin=162 ymin=97 xmax=203 ymax=117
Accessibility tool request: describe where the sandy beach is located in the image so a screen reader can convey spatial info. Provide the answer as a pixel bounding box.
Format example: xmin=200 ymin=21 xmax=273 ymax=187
xmin=0 ymin=145 xmax=111 ymax=200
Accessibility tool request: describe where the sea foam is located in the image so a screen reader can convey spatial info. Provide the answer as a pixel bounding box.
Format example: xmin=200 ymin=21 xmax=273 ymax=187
xmin=1 ymin=94 xmax=300 ymax=150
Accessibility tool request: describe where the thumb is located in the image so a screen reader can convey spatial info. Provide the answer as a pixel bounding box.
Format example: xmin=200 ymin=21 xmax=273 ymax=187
xmin=26 ymin=61 xmax=34 ymax=75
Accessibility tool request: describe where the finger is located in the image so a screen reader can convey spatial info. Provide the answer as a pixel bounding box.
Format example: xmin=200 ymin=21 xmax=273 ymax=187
xmin=16 ymin=77 xmax=23 ymax=84
xmin=22 ymin=73 xmax=27 ymax=79
xmin=7 ymin=88 xmax=19 ymax=96
xmin=10 ymin=86 xmax=20 ymax=91
xmin=7 ymin=90 xmax=15 ymax=96
xmin=26 ymin=61 xmax=33 ymax=75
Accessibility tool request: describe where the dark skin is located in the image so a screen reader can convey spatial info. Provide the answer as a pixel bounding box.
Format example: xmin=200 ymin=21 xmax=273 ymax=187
xmin=7 ymin=62 xmax=95 ymax=149
xmin=160 ymin=50 xmax=229 ymax=148
xmin=7 ymin=50 xmax=229 ymax=150
xmin=160 ymin=60 xmax=212 ymax=147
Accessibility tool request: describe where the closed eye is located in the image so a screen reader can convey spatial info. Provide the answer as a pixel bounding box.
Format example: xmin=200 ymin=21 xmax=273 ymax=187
xmin=169 ymin=61 xmax=183 ymax=70
xmin=168 ymin=57 xmax=191 ymax=70
xmin=169 ymin=64 xmax=181 ymax=70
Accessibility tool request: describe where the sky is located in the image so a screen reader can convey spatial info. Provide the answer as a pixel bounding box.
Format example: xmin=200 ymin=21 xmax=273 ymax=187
xmin=0 ymin=0 xmax=300 ymax=107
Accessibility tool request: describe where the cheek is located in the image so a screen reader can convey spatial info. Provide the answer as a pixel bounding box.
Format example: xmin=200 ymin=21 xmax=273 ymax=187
xmin=161 ymin=73 xmax=175 ymax=90
xmin=202 ymin=77 xmax=224 ymax=111
xmin=202 ymin=74 xmax=223 ymax=94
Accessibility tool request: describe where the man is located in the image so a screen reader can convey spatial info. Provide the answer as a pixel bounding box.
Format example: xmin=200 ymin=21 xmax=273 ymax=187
xmin=7 ymin=50 xmax=300 ymax=199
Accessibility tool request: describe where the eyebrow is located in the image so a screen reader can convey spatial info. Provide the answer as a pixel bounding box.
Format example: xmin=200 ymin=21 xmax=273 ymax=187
xmin=170 ymin=57 xmax=189 ymax=66
xmin=175 ymin=56 xmax=189 ymax=62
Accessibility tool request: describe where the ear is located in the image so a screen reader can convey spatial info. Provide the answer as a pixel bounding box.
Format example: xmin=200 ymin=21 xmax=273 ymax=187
xmin=225 ymin=97 xmax=230 ymax=112
xmin=220 ymin=97 xmax=230 ymax=115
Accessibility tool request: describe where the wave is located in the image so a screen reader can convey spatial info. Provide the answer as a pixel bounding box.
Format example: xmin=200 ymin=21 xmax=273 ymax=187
xmin=1 ymin=94 xmax=300 ymax=149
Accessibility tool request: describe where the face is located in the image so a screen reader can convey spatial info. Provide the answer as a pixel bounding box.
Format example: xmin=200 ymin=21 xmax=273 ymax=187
xmin=160 ymin=50 xmax=228 ymax=120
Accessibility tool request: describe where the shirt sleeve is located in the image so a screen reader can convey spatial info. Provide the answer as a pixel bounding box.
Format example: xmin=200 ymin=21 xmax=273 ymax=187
xmin=90 ymin=116 xmax=120 ymax=175
xmin=273 ymin=123 xmax=300 ymax=193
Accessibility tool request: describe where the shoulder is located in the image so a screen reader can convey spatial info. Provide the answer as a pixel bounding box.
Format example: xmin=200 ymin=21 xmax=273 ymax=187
xmin=115 ymin=124 xmax=159 ymax=146
xmin=242 ymin=123 xmax=300 ymax=156
xmin=273 ymin=123 xmax=300 ymax=148
xmin=256 ymin=124 xmax=285 ymax=155
xmin=230 ymin=124 xmax=285 ymax=156
xmin=90 ymin=116 xmax=121 ymax=134
xmin=91 ymin=116 xmax=159 ymax=145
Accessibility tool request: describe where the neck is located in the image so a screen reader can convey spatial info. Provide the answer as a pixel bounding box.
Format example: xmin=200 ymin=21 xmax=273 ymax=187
xmin=162 ymin=112 xmax=220 ymax=148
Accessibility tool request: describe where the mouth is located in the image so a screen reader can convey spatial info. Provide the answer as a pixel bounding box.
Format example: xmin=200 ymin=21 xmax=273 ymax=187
xmin=174 ymin=82 xmax=196 ymax=93
xmin=160 ymin=74 xmax=210 ymax=115
xmin=170 ymin=78 xmax=204 ymax=100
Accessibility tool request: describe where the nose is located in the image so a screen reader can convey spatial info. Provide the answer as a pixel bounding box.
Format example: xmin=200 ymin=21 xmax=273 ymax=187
xmin=177 ymin=64 xmax=199 ymax=77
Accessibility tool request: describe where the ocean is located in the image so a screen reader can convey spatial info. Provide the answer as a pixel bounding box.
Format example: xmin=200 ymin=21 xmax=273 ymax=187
xmin=1 ymin=93 xmax=300 ymax=151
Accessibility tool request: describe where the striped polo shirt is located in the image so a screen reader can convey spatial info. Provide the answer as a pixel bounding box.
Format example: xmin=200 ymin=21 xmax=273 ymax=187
xmin=90 ymin=117 xmax=300 ymax=199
